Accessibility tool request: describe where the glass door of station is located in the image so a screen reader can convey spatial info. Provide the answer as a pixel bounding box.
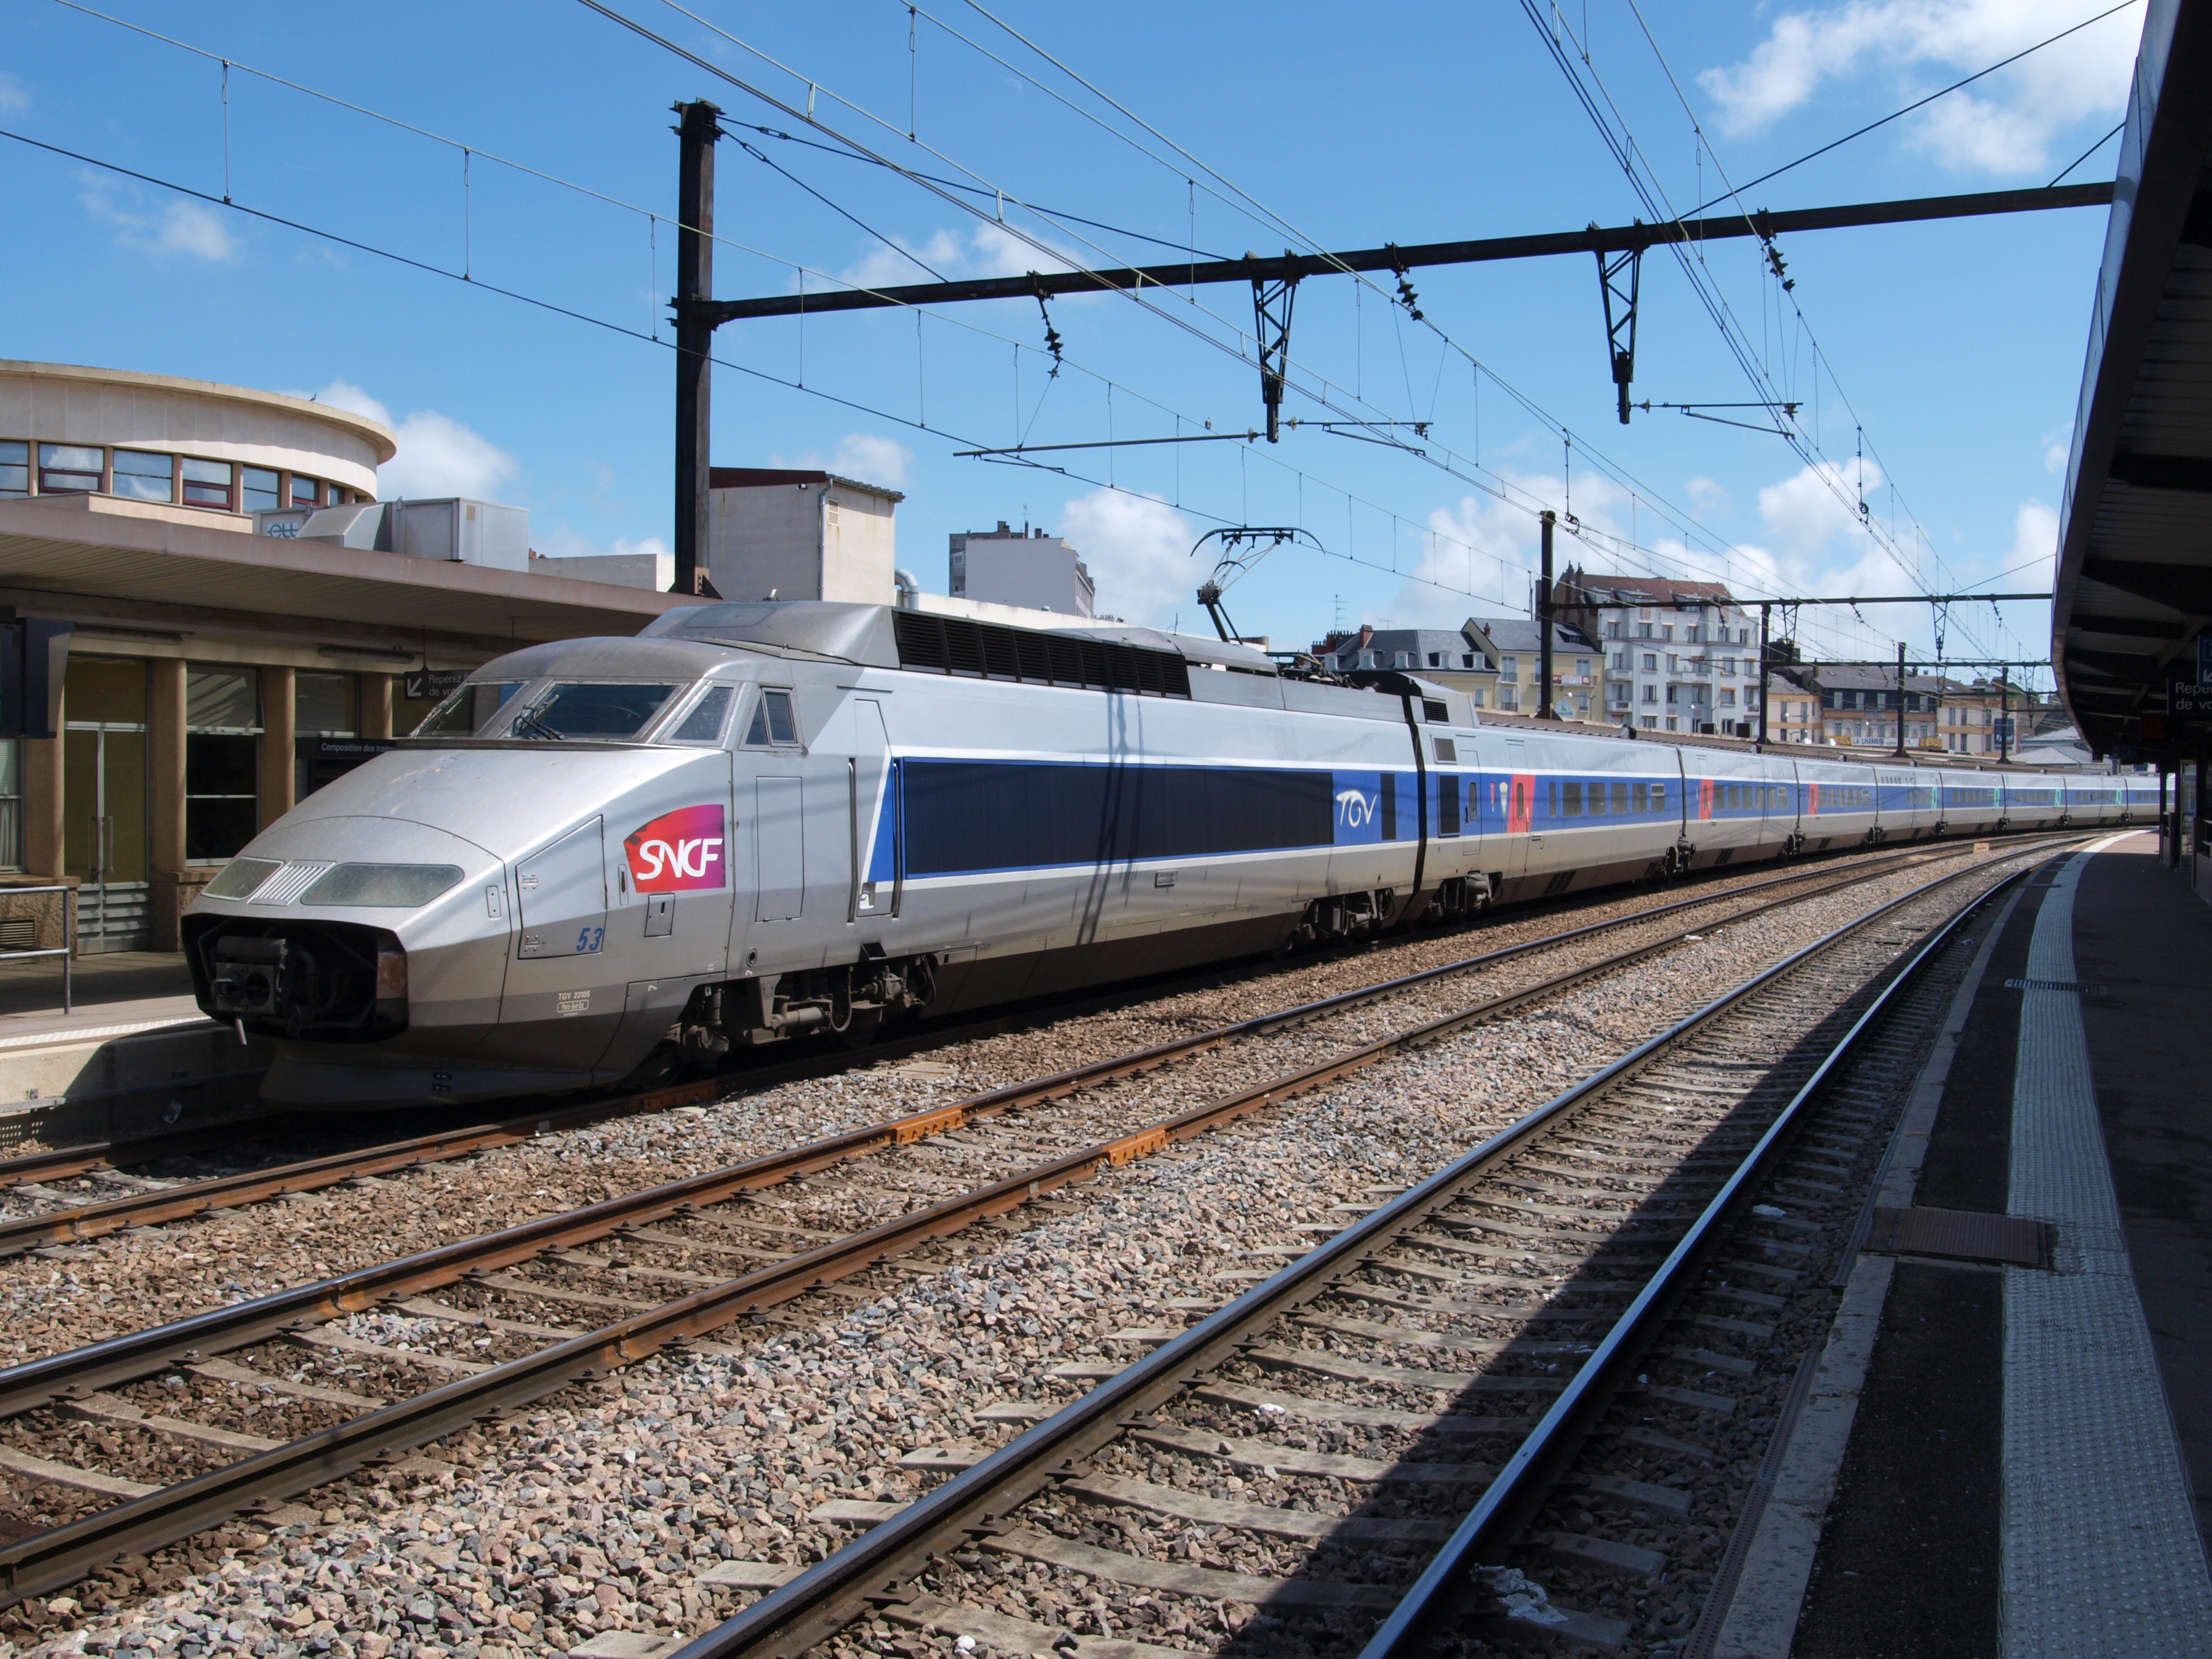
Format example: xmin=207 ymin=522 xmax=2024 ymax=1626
xmin=63 ymin=659 xmax=150 ymax=952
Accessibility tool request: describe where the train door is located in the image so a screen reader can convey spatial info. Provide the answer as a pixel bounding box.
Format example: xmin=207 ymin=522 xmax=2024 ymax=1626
xmin=846 ymin=699 xmax=893 ymax=928
xmin=770 ymin=693 xmax=894 ymax=965
xmin=1498 ymin=737 xmax=1531 ymax=887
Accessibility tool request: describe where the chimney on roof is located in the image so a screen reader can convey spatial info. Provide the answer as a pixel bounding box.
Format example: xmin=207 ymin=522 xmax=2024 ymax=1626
xmin=996 ymin=520 xmax=1010 ymax=534
xmin=1357 ymin=623 xmax=1375 ymax=650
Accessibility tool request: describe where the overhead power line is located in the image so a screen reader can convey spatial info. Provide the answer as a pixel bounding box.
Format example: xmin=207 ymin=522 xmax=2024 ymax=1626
xmin=1679 ymin=0 xmax=2143 ymax=215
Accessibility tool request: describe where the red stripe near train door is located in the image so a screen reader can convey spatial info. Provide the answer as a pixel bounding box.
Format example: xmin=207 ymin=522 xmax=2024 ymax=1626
xmin=1507 ymin=773 xmax=1533 ymax=834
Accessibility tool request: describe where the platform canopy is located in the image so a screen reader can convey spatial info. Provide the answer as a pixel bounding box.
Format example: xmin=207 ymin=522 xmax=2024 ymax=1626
xmin=2054 ymin=0 xmax=2212 ymax=757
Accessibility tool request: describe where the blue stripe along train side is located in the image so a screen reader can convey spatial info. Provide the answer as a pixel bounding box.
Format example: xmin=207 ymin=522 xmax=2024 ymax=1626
xmin=175 ymin=600 xmax=2151 ymax=1109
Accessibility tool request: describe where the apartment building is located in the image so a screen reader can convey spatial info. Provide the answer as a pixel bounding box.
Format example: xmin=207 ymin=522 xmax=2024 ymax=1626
xmin=1461 ymin=619 xmax=1603 ymax=718
xmin=1308 ymin=622 xmax=1502 ymax=706
xmin=1551 ymin=568 xmax=1761 ymax=734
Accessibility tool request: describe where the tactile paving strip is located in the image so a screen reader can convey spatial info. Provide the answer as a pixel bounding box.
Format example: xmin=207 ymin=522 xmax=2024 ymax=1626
xmin=2002 ymin=852 xmax=2212 ymax=1657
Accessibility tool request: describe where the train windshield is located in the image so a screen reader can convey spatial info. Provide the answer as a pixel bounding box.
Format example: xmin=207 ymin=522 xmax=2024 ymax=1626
xmin=415 ymin=681 xmax=523 ymax=737
xmin=507 ymin=682 xmax=679 ymax=741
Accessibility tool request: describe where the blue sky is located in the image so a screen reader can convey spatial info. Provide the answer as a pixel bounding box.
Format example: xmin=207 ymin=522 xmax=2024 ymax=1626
xmin=0 ymin=1 xmax=2145 ymax=685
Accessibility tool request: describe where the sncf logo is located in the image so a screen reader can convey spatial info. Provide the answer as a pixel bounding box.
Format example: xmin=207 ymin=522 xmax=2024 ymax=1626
xmin=625 ymin=803 xmax=727 ymax=893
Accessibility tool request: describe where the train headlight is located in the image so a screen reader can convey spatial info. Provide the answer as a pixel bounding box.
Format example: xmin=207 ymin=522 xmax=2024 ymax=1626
xmin=298 ymin=864 xmax=464 ymax=907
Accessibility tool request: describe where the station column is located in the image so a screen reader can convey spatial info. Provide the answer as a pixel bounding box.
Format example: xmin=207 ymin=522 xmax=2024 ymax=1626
xmin=260 ymin=665 xmax=295 ymax=830
xmin=360 ymin=672 xmax=394 ymax=740
xmin=147 ymin=657 xmax=187 ymax=950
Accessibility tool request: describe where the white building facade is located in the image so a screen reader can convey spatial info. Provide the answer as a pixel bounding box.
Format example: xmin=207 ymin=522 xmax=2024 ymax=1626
xmin=706 ymin=467 xmax=902 ymax=604
xmin=1555 ymin=570 xmax=1761 ymax=734
xmin=949 ymin=523 xmax=1095 ymax=617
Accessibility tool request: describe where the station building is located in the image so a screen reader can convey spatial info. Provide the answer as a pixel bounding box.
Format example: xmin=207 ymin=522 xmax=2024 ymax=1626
xmin=0 ymin=360 xmax=690 ymax=953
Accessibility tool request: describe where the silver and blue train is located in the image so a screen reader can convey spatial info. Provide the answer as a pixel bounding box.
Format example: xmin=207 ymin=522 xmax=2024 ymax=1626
xmin=179 ymin=602 xmax=2152 ymax=1108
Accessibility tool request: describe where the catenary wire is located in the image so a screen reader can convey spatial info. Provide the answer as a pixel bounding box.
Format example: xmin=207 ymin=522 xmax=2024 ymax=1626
xmin=916 ymin=0 xmax=1922 ymax=659
xmin=0 ymin=122 xmax=1587 ymax=615
xmin=1529 ymin=1 xmax=2040 ymax=669
xmin=1680 ymin=0 xmax=2143 ymax=216
xmin=1616 ymin=0 xmax=2072 ymax=669
xmin=41 ymin=0 xmax=1911 ymax=659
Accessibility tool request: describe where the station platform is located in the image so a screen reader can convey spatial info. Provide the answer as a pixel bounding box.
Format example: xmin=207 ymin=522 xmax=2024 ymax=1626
xmin=0 ymin=951 xmax=262 ymax=1148
xmin=1711 ymin=832 xmax=2212 ymax=1658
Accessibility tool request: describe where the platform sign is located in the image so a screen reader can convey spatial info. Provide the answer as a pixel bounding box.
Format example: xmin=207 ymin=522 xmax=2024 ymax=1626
xmin=2172 ymin=682 xmax=2212 ymax=720
xmin=403 ymin=668 xmax=469 ymax=702
xmin=2200 ymin=633 xmax=2212 ymax=686
xmin=1994 ymin=717 xmax=2016 ymax=745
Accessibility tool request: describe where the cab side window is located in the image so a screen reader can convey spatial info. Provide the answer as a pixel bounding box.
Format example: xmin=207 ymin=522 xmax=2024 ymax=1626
xmin=743 ymin=689 xmax=800 ymax=747
xmin=670 ymin=685 xmax=734 ymax=745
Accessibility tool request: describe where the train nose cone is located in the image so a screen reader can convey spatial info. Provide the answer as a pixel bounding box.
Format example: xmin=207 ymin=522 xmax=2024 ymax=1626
xmin=185 ymin=813 xmax=521 ymax=1106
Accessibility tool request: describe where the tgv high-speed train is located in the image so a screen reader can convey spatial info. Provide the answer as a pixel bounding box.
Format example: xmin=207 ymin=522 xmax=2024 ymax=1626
xmin=181 ymin=602 xmax=2151 ymax=1108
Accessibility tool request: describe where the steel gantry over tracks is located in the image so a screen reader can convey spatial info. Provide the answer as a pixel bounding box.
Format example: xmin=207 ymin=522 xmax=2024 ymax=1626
xmin=661 ymin=91 xmax=2111 ymax=595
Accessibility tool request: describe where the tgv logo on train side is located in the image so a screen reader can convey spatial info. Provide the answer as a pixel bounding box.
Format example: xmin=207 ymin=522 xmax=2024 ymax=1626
xmin=1335 ymin=788 xmax=1378 ymax=828
xmin=624 ymin=803 xmax=728 ymax=892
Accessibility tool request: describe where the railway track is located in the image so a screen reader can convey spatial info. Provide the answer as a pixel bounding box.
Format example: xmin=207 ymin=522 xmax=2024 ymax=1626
xmin=647 ymin=840 xmax=2051 ymax=1659
xmin=0 ymin=835 xmax=2074 ymax=1620
xmin=0 ymin=835 xmax=2054 ymax=1258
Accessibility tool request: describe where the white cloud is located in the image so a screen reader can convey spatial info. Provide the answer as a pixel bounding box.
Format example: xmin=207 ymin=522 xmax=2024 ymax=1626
xmin=0 ymin=73 xmax=30 ymax=114
xmin=830 ymin=432 xmax=912 ymax=489
xmin=1699 ymin=1 xmax=2137 ymax=173
xmin=2043 ymin=421 xmax=2074 ymax=475
xmin=80 ymin=175 xmax=238 ymax=261
xmin=764 ymin=432 xmax=914 ymax=490
xmin=291 ymin=378 xmax=392 ymax=427
xmin=1756 ymin=456 xmax=1886 ymax=563
xmin=837 ymin=230 xmax=963 ymax=292
xmin=379 ymin=411 xmax=519 ymax=501
xmin=837 ymin=222 xmax=1085 ymax=295
xmin=2008 ymin=498 xmax=2060 ymax=582
xmin=154 ymin=201 xmax=237 ymax=260
xmin=1056 ymin=489 xmax=1197 ymax=626
xmin=1686 ymin=476 xmax=1730 ymax=514
xmin=288 ymin=379 xmax=516 ymax=500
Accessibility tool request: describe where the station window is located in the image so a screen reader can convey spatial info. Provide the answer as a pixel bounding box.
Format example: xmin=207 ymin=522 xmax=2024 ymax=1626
xmin=0 ymin=740 xmax=21 ymax=871
xmin=241 ymin=468 xmax=281 ymax=513
xmin=181 ymin=457 xmax=234 ymax=509
xmin=111 ymin=449 xmax=174 ymax=502
xmin=185 ymin=667 xmax=261 ymax=863
xmin=295 ymin=672 xmax=355 ymax=736
xmin=0 ymin=441 xmax=26 ymax=497
xmin=38 ymin=443 xmax=102 ymax=494
xmin=290 ymin=475 xmax=323 ymax=508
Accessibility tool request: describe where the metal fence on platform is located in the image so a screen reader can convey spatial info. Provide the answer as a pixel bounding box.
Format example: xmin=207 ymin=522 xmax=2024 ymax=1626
xmin=0 ymin=884 xmax=73 ymax=1014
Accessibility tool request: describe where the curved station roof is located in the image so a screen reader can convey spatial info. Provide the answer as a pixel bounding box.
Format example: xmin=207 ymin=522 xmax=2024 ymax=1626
xmin=2054 ymin=0 xmax=2212 ymax=757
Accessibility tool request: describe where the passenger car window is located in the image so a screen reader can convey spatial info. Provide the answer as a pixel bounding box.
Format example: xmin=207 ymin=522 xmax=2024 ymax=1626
xmin=670 ymin=685 xmax=735 ymax=745
xmin=510 ymin=683 xmax=677 ymax=740
xmin=743 ymin=689 xmax=800 ymax=746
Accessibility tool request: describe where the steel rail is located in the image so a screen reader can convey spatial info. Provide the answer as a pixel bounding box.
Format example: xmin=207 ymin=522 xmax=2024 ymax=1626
xmin=0 ymin=1075 xmax=731 ymax=1256
xmin=0 ymin=834 xmax=2015 ymax=1251
xmin=0 ymin=1114 xmax=310 ymax=1190
xmin=0 ymin=836 xmax=1997 ymax=1422
xmin=0 ymin=839 xmax=2073 ymax=1606
xmin=1355 ymin=857 xmax=2036 ymax=1657
xmin=661 ymin=844 xmax=2052 ymax=1659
